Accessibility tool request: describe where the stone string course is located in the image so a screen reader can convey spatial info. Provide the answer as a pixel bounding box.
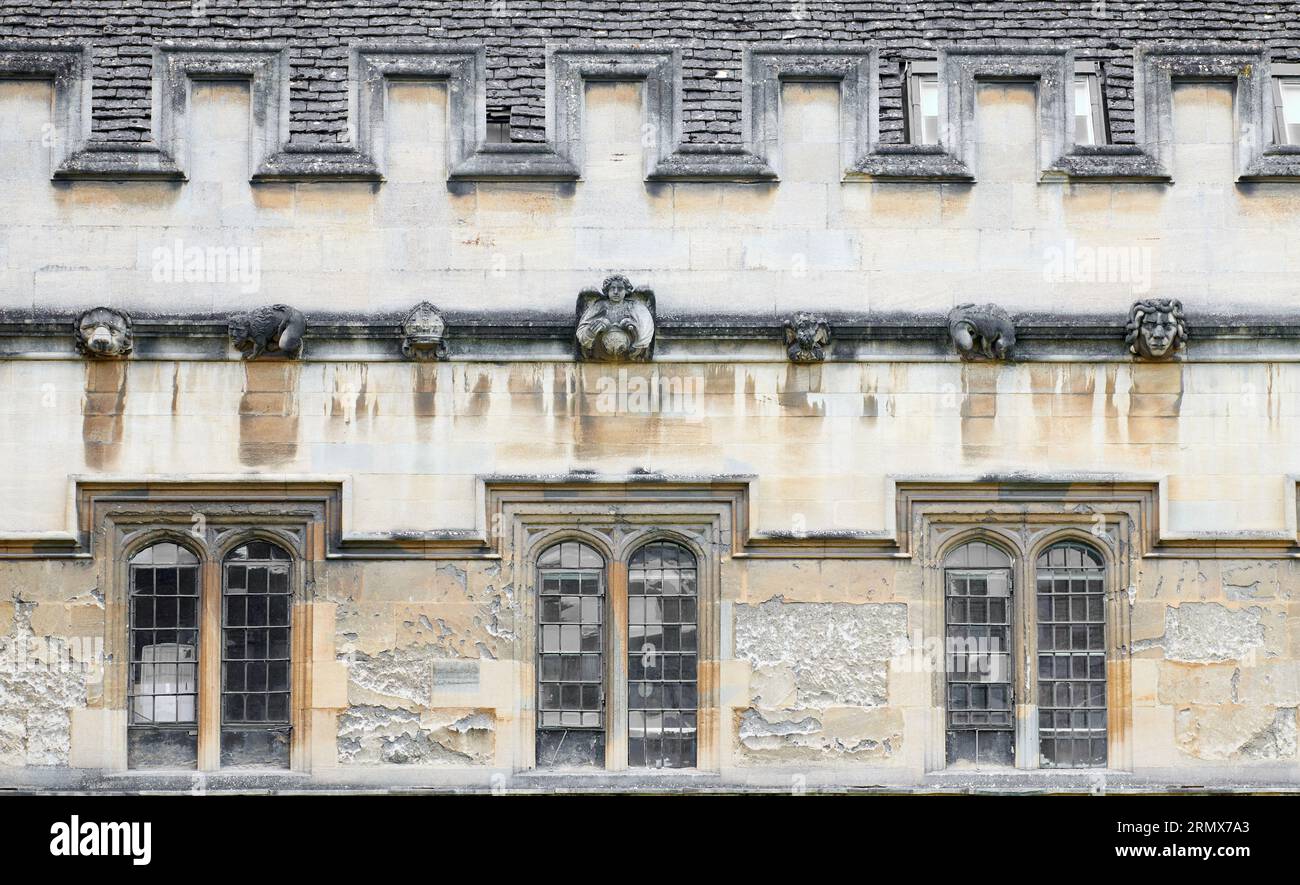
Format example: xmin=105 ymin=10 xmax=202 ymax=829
xmin=3 ymin=0 xmax=1298 ymax=146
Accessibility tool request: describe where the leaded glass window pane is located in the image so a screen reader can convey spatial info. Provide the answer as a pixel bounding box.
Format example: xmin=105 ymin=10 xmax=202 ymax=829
xmin=945 ymin=541 xmax=1014 ymax=766
xmin=628 ymin=540 xmax=698 ymax=769
xmin=1036 ymin=541 xmax=1107 ymax=768
xmin=221 ymin=540 xmax=292 ymax=768
xmin=536 ymin=540 xmax=606 ymax=767
xmin=127 ymin=542 xmax=200 ymax=769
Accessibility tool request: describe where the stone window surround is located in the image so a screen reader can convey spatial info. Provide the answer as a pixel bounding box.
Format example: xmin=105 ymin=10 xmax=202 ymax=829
xmin=3 ymin=40 xmax=1297 ymax=184
xmin=95 ymin=493 xmax=329 ymax=773
xmin=487 ymin=483 xmax=731 ymax=773
xmin=904 ymin=484 xmax=1141 ymax=773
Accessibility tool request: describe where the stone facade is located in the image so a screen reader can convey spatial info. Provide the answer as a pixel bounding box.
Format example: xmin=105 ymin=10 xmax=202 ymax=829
xmin=0 ymin=16 xmax=1298 ymax=792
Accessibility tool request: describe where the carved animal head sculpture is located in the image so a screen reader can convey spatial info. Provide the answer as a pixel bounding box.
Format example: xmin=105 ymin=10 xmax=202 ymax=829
xmin=1125 ymin=298 xmax=1187 ymax=360
xmin=948 ymin=303 xmax=1016 ymax=361
xmin=229 ymin=304 xmax=306 ymax=360
xmin=575 ymin=275 xmax=656 ymax=362
xmin=74 ymin=307 xmax=133 ymax=359
xmin=401 ymin=301 xmax=449 ymax=361
xmin=784 ymin=313 xmax=832 ymax=363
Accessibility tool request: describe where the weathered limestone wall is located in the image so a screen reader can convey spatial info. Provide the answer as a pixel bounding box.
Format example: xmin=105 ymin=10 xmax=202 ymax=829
xmin=3 ymin=359 xmax=1299 ymax=537
xmin=2 ymin=534 xmax=1295 ymax=782
xmin=2 ymin=73 xmax=1298 ymax=316
xmin=0 ymin=64 xmax=1297 ymax=787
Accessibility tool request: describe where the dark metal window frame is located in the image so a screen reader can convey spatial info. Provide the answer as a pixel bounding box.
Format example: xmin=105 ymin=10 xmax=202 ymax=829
xmin=943 ymin=540 xmax=1016 ymax=767
xmin=220 ymin=540 xmax=294 ymax=767
xmin=626 ymin=540 xmax=699 ymax=770
xmin=531 ymin=532 xmax=705 ymax=772
xmin=1035 ymin=540 xmax=1108 ymax=768
xmin=535 ymin=539 xmax=608 ymax=768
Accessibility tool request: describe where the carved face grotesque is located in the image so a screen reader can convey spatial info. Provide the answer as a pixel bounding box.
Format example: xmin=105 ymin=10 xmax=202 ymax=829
xmin=75 ymin=307 xmax=132 ymax=358
xmin=1126 ymin=299 xmax=1186 ymax=360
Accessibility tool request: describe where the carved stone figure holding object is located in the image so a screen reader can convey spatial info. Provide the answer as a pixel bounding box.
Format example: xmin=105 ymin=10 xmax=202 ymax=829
xmin=1126 ymin=298 xmax=1187 ymax=360
xmin=74 ymin=307 xmax=133 ymax=359
xmin=229 ymin=304 xmax=306 ymax=360
xmin=576 ymin=275 xmax=656 ymax=362
xmin=784 ymin=313 xmax=832 ymax=363
xmin=401 ymin=301 xmax=449 ymax=361
xmin=948 ymin=303 xmax=1016 ymax=361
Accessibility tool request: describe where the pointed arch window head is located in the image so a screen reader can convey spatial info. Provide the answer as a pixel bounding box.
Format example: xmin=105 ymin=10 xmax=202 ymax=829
xmin=627 ymin=540 xmax=699 ymax=770
xmin=536 ymin=539 xmax=606 ymax=768
xmin=221 ymin=540 xmax=292 ymax=769
xmin=1036 ymin=540 xmax=1107 ymax=768
xmin=127 ymin=541 xmax=202 ymax=769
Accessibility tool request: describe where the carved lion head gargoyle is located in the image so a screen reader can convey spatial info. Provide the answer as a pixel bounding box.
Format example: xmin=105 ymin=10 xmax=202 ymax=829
xmin=74 ymin=307 xmax=133 ymax=359
xmin=401 ymin=301 xmax=449 ymax=361
xmin=948 ymin=303 xmax=1016 ymax=361
xmin=1126 ymin=298 xmax=1187 ymax=360
xmin=784 ymin=313 xmax=832 ymax=363
xmin=229 ymin=304 xmax=306 ymax=360
xmin=576 ymin=275 xmax=656 ymax=362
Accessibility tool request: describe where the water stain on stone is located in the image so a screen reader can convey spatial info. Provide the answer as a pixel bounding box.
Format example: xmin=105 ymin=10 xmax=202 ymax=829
xmin=413 ymin=363 xmax=438 ymax=419
xmin=237 ymin=361 xmax=300 ymax=466
xmin=82 ymin=361 xmax=127 ymax=469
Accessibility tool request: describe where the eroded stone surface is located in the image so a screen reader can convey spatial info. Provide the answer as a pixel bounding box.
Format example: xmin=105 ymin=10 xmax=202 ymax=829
xmin=734 ymin=598 xmax=908 ymax=708
xmin=0 ymin=600 xmax=88 ymax=766
xmin=734 ymin=706 xmax=903 ymax=761
xmin=1158 ymin=603 xmax=1265 ymax=663
xmin=336 ymin=705 xmax=495 ymax=766
xmin=1176 ymin=705 xmax=1298 ymax=760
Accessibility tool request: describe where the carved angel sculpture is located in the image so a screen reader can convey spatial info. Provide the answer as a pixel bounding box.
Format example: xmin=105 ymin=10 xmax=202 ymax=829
xmin=576 ymin=275 xmax=656 ymax=362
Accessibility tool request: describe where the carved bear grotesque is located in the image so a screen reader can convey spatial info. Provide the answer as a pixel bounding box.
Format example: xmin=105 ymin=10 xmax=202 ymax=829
xmin=74 ymin=307 xmax=133 ymax=359
xmin=948 ymin=303 xmax=1016 ymax=361
xmin=229 ymin=304 xmax=306 ymax=360
xmin=400 ymin=301 xmax=449 ymax=361
xmin=1126 ymin=298 xmax=1187 ymax=360
xmin=784 ymin=313 xmax=832 ymax=363
xmin=576 ymin=275 xmax=656 ymax=362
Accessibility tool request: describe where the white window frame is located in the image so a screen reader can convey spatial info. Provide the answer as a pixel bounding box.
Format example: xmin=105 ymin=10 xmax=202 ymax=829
xmin=1271 ymin=63 xmax=1300 ymax=145
xmin=904 ymin=59 xmax=1108 ymax=146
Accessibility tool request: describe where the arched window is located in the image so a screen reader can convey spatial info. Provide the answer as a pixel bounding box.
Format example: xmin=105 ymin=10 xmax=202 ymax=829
xmin=944 ymin=540 xmax=1014 ymax=766
xmin=1036 ymin=541 xmax=1107 ymax=768
xmin=627 ymin=540 xmax=698 ymax=769
xmin=222 ymin=540 xmax=293 ymax=769
xmin=536 ymin=540 xmax=606 ymax=767
xmin=127 ymin=542 xmax=200 ymax=769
